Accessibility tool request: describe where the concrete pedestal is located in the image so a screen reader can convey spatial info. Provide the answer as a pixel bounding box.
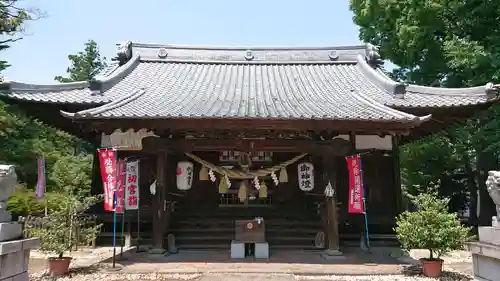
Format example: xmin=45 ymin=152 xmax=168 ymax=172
xmin=0 ymin=223 xmax=23 ymax=242
xmin=0 ymin=237 xmax=39 ymax=281
xmin=255 ymin=242 xmax=269 ymax=259
xmin=467 ymin=226 xmax=500 ymax=281
xmin=231 ymin=240 xmax=245 ymax=259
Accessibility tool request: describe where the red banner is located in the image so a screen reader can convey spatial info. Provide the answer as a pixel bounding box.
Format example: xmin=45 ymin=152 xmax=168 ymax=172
xmin=115 ymin=159 xmax=126 ymax=214
xmin=346 ymin=155 xmax=365 ymax=214
xmin=98 ymin=148 xmax=117 ymax=212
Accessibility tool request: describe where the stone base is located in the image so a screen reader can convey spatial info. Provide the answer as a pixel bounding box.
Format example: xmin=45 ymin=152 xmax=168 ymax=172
xmin=0 ymin=210 xmax=11 ymax=223
xmin=0 ymin=238 xmax=39 ymax=281
xmin=0 ymin=222 xmax=22 ymax=242
xmin=231 ymin=240 xmax=245 ymax=259
xmin=148 ymin=247 xmax=166 ymax=255
xmin=467 ymin=241 xmax=500 ymax=281
xmin=478 ymin=226 xmax=500 ymax=245
xmin=255 ymin=242 xmax=269 ymax=259
xmin=321 ymin=249 xmax=345 ymax=260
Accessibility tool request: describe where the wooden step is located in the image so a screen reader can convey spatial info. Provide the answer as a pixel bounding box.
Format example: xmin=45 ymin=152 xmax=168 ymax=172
xmin=176 ymin=235 xmax=317 ymax=241
xmin=171 ymin=228 xmax=320 ymax=235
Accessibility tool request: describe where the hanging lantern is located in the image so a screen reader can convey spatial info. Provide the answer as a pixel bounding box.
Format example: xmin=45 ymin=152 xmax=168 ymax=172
xmin=297 ymin=162 xmax=314 ymax=191
xmin=177 ymin=161 xmax=194 ymax=190
xmin=271 ymin=171 xmax=279 ymax=186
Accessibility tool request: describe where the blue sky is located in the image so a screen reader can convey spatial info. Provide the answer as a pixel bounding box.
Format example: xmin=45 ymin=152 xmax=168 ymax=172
xmin=3 ymin=0 xmax=363 ymax=84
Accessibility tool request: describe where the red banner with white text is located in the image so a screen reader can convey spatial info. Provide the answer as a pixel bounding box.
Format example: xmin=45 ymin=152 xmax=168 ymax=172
xmin=115 ymin=159 xmax=126 ymax=214
xmin=98 ymin=148 xmax=117 ymax=212
xmin=346 ymin=155 xmax=365 ymax=214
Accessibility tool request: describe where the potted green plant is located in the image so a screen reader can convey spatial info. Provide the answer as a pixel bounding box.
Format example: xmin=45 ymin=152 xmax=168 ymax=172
xmin=394 ymin=192 xmax=472 ymax=277
xmin=25 ymin=196 xmax=102 ymax=276
xmin=24 ymin=155 xmax=102 ymax=276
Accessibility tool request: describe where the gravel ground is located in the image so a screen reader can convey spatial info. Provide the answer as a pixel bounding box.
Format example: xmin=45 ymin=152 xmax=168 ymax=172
xmin=29 ymin=272 xmax=472 ymax=281
xmin=29 ymin=265 xmax=472 ymax=281
xmin=28 ymin=248 xmax=474 ymax=281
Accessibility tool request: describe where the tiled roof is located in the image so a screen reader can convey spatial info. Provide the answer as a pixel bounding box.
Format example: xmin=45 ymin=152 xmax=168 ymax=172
xmin=0 ymin=57 xmax=139 ymax=105
xmin=61 ymin=61 xmax=430 ymax=123
xmin=2 ymin=41 xmax=498 ymax=113
xmin=366 ymin=68 xmax=496 ymax=108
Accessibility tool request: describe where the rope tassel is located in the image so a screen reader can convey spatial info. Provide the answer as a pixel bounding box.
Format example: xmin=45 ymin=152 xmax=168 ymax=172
xmin=199 ymin=166 xmax=209 ymax=181
xmin=279 ymin=167 xmax=288 ymax=183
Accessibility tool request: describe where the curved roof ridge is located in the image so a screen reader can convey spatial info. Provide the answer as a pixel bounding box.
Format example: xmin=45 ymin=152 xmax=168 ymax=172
xmin=355 ymin=55 xmax=405 ymax=96
xmin=139 ymin=58 xmax=358 ymax=65
xmin=61 ymin=88 xmax=146 ymax=118
xmin=1 ymin=79 xmax=89 ymax=92
xmin=361 ymin=57 xmax=496 ymax=97
xmin=90 ymin=53 xmax=141 ymax=93
xmin=406 ymin=83 xmax=495 ymax=96
xmin=131 ymin=42 xmax=368 ymax=51
xmin=348 ymin=87 xmax=432 ymax=123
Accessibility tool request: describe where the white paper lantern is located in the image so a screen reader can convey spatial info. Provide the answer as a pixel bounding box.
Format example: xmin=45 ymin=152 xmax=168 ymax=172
xmin=297 ymin=162 xmax=314 ymax=191
xmin=177 ymin=161 xmax=194 ymax=190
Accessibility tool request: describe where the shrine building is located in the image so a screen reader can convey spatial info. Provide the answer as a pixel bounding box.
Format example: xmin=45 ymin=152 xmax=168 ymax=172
xmin=1 ymin=41 xmax=498 ymax=255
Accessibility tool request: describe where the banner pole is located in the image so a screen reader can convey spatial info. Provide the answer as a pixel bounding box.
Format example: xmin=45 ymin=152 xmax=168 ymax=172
xmin=136 ymin=160 xmax=141 ymax=252
xmin=112 ymin=149 xmax=118 ymax=268
xmin=359 ymin=155 xmax=370 ymax=249
xmin=120 ymin=208 xmax=125 ymax=256
xmin=136 ymin=193 xmax=141 ymax=252
xmin=112 ymin=192 xmax=117 ymax=268
xmin=119 ymin=157 xmax=126 ymax=257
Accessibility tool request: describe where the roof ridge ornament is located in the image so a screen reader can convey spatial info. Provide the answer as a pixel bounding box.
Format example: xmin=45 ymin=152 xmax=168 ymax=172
xmin=365 ymin=43 xmax=383 ymax=66
xmin=112 ymin=41 xmax=133 ymax=66
xmin=158 ymin=48 xmax=168 ymax=58
xmin=485 ymin=82 xmax=499 ymax=98
xmin=245 ymin=50 xmax=254 ymax=61
xmin=328 ymin=51 xmax=339 ymax=61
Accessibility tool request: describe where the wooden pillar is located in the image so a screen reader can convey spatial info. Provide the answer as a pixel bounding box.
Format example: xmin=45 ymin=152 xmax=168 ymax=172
xmin=392 ymin=136 xmax=403 ymax=213
xmin=322 ymin=155 xmax=342 ymax=256
xmin=150 ymin=151 xmax=168 ymax=254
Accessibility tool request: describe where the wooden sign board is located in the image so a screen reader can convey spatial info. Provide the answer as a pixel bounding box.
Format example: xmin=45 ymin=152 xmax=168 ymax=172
xmin=235 ymin=219 xmax=266 ymax=243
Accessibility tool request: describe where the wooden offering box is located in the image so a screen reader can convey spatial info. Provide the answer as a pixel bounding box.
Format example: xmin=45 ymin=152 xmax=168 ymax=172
xmin=235 ymin=219 xmax=266 ymax=243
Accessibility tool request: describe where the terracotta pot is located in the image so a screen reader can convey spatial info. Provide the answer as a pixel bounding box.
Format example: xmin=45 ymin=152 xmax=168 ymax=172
xmin=48 ymin=257 xmax=72 ymax=276
xmin=420 ymin=258 xmax=443 ymax=277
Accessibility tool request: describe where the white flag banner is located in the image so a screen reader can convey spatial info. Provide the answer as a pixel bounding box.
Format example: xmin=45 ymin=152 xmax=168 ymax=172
xmin=125 ymin=160 xmax=140 ymax=210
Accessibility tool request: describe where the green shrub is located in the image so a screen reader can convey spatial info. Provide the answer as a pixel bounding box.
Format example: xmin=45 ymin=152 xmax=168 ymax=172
xmin=7 ymin=184 xmax=45 ymax=215
xmin=394 ymin=192 xmax=473 ymax=260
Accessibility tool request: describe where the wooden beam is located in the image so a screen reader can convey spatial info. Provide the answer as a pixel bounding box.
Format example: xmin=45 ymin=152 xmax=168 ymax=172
xmin=80 ymin=118 xmax=416 ymax=134
xmin=142 ymin=137 xmax=352 ymax=155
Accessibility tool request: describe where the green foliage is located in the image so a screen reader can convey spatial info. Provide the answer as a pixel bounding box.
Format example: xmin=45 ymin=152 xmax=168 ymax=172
xmin=25 ymin=193 xmax=102 ymax=258
xmin=395 ymin=193 xmax=473 ymax=260
xmin=54 ymin=40 xmax=108 ymax=82
xmin=349 ymin=0 xmax=500 ymax=223
xmin=50 ymin=154 xmax=93 ymax=196
xmin=0 ymin=0 xmax=41 ymax=73
xmin=0 ymin=101 xmax=81 ymax=187
xmin=7 ymin=184 xmax=45 ymax=215
xmin=23 ymin=147 xmax=102 ymax=257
